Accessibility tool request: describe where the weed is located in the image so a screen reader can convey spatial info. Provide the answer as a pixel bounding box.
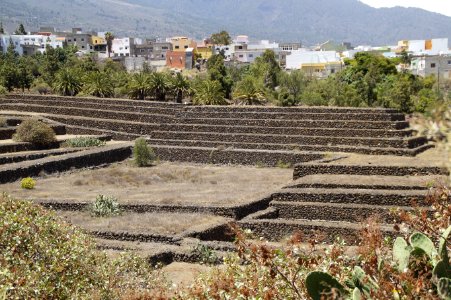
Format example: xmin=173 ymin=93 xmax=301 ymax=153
xmin=64 ymin=136 xmax=106 ymax=148
xmin=192 ymin=244 xmax=218 ymax=265
xmin=20 ymin=177 xmax=36 ymax=189
xmin=0 ymin=117 xmax=7 ymax=128
xmin=276 ymin=160 xmax=292 ymax=168
xmin=90 ymin=194 xmax=121 ymax=217
xmin=255 ymin=161 xmax=266 ymax=168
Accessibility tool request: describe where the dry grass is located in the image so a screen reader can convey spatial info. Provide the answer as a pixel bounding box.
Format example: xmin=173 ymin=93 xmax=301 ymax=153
xmin=57 ymin=210 xmax=228 ymax=235
xmin=1 ymin=161 xmax=292 ymax=206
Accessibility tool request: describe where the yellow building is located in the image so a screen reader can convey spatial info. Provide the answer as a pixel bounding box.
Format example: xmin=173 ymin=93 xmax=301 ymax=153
xmin=196 ymin=44 xmax=213 ymax=59
xmin=91 ymin=36 xmax=106 ymax=45
xmin=170 ymin=36 xmax=197 ymax=52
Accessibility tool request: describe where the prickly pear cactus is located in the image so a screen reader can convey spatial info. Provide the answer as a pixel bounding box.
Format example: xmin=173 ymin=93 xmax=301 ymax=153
xmin=410 ymin=232 xmax=438 ymax=264
xmin=305 ymin=271 xmax=346 ymax=300
xmin=437 ymin=278 xmax=451 ymax=300
xmin=393 ymin=237 xmax=410 ymax=272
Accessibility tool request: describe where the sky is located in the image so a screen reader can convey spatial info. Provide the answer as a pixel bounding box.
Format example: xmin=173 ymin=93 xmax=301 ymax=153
xmin=359 ymin=0 xmax=451 ymax=17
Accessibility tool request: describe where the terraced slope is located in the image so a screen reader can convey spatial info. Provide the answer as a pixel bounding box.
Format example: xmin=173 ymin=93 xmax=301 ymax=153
xmin=0 ymin=95 xmax=432 ymax=168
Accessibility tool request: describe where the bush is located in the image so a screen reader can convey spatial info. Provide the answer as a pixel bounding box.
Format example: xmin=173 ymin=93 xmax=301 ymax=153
xmin=64 ymin=136 xmax=106 ymax=148
xmin=133 ymin=137 xmax=155 ymax=167
xmin=20 ymin=177 xmax=36 ymax=189
xmin=90 ymin=194 xmax=121 ymax=217
xmin=13 ymin=119 xmax=56 ymax=146
xmin=0 ymin=194 xmax=169 ymax=299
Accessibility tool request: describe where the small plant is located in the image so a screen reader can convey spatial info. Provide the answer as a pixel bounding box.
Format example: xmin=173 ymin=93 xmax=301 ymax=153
xmin=255 ymin=161 xmax=266 ymax=168
xmin=276 ymin=160 xmax=292 ymax=168
xmin=64 ymin=136 xmax=106 ymax=148
xmin=192 ymin=244 xmax=218 ymax=265
xmin=13 ymin=119 xmax=56 ymax=146
xmin=20 ymin=177 xmax=36 ymax=189
xmin=90 ymin=194 xmax=121 ymax=217
xmin=0 ymin=85 xmax=6 ymax=96
xmin=0 ymin=117 xmax=7 ymax=128
xmin=133 ymin=138 xmax=155 ymax=167
xmin=32 ymin=80 xmax=52 ymax=95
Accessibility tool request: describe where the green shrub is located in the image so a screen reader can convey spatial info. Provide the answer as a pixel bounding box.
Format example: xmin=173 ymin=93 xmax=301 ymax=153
xmin=64 ymin=136 xmax=106 ymax=148
xmin=90 ymin=194 xmax=121 ymax=217
xmin=13 ymin=119 xmax=56 ymax=146
xmin=0 ymin=194 xmax=169 ymax=299
xmin=276 ymin=160 xmax=292 ymax=168
xmin=20 ymin=177 xmax=36 ymax=189
xmin=32 ymin=81 xmax=52 ymax=95
xmin=133 ymin=137 xmax=155 ymax=167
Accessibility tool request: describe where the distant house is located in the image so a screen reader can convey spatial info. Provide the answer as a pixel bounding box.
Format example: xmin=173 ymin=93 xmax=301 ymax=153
xmin=112 ymin=37 xmax=143 ymax=57
xmin=133 ymin=41 xmax=172 ymax=60
xmin=397 ymin=38 xmax=450 ymax=56
xmin=166 ymin=48 xmax=193 ymax=70
xmin=410 ymin=55 xmax=451 ymax=79
xmin=169 ymin=36 xmax=197 ymax=52
xmin=0 ymin=34 xmax=63 ymax=56
xmin=286 ymin=50 xmax=342 ymax=78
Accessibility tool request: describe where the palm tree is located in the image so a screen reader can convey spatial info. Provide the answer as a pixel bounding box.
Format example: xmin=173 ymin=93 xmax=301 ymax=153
xmin=192 ymin=80 xmax=226 ymax=105
xmin=233 ymin=75 xmax=266 ymax=105
xmin=170 ymin=73 xmax=190 ymax=103
xmin=53 ymin=68 xmax=82 ymax=96
xmin=127 ymin=72 xmax=151 ymax=100
xmin=104 ymin=32 xmax=115 ymax=58
xmin=149 ymin=72 xmax=170 ymax=101
xmin=83 ymin=71 xmax=114 ymax=98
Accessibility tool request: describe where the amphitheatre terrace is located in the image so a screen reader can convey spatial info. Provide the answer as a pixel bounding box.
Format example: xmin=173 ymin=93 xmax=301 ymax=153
xmin=0 ymin=94 xmax=448 ymax=266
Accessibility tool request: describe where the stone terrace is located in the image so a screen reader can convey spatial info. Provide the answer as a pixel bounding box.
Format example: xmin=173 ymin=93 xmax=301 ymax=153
xmin=0 ymin=95 xmax=432 ymax=166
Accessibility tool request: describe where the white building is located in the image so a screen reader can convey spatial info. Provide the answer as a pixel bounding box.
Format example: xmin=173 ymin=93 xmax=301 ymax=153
xmin=286 ymin=50 xmax=342 ymax=77
xmin=112 ymin=37 xmax=143 ymax=57
xmin=0 ymin=34 xmax=63 ymax=56
xmin=398 ymin=38 xmax=450 ymax=56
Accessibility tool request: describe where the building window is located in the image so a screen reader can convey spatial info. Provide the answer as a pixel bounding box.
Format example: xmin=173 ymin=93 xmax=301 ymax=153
xmin=249 ymin=54 xmax=253 ymax=58
xmin=175 ymin=46 xmax=179 ymax=49
xmin=239 ymin=55 xmax=244 ymax=58
xmin=448 ymin=60 xmax=451 ymax=65
xmin=331 ymin=69 xmax=335 ymax=74
xmin=184 ymin=45 xmax=188 ymax=49
xmin=81 ymin=46 xmax=85 ymax=49
xmin=81 ymin=38 xmax=84 ymax=41
xmin=68 ymin=39 xmax=72 ymax=42
xmin=162 ymin=46 xmax=168 ymax=50
xmin=238 ymin=46 xmax=243 ymax=49
xmin=74 ymin=38 xmax=77 ymax=41
xmin=431 ymin=63 xmax=436 ymax=68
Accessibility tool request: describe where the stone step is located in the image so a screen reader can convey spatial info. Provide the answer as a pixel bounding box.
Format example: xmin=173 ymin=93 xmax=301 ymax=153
xmin=64 ymin=125 xmax=142 ymax=141
xmin=270 ymin=188 xmax=429 ymax=206
xmin=3 ymin=94 xmax=181 ymax=108
xmin=285 ymin=174 xmax=444 ymax=190
xmin=179 ymin=117 xmax=409 ymax=130
xmin=238 ymin=218 xmax=394 ymax=244
xmin=3 ymin=98 xmax=177 ymax=115
xmin=147 ymin=138 xmax=432 ymax=156
xmin=270 ymin=201 xmax=419 ymax=223
xmin=150 ymin=144 xmax=323 ymax=167
xmin=42 ymin=114 xmax=413 ymax=139
xmin=0 ymin=103 xmax=175 ymax=124
xmin=150 ymin=130 xmax=426 ymax=149
xmin=177 ymin=111 xmax=405 ymax=121
xmin=182 ymin=106 xmax=400 ymax=114
xmin=162 ymin=123 xmax=413 ymax=138
xmin=0 ymin=148 xmax=81 ymax=165
xmin=0 ymin=143 xmax=132 ymax=184
xmin=293 ymin=163 xmax=448 ymax=179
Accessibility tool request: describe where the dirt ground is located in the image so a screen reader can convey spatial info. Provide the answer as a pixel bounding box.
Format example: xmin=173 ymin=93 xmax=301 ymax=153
xmin=0 ymin=161 xmax=293 ymax=207
xmin=57 ymin=211 xmax=228 ymax=236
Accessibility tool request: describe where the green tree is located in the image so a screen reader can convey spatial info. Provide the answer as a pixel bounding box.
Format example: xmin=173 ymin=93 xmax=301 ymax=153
xmin=14 ymin=23 xmax=26 ymax=35
xmin=249 ymin=49 xmax=281 ymax=90
xmin=207 ymin=54 xmax=233 ymax=99
xmin=170 ymin=73 xmax=190 ymax=103
xmin=127 ymin=72 xmax=151 ymax=100
xmin=210 ymin=30 xmax=232 ymax=45
xmin=16 ymin=57 xmax=34 ymax=92
xmin=83 ymin=71 xmax=114 ymax=98
xmin=278 ymin=70 xmax=309 ymax=101
xmin=233 ymin=75 xmax=266 ymax=105
xmin=53 ymin=68 xmax=82 ymax=96
xmin=376 ymin=74 xmax=417 ymax=113
xmin=192 ymin=80 xmax=226 ymax=105
xmin=149 ymin=72 xmax=170 ymax=101
xmin=105 ymin=32 xmax=115 ymax=58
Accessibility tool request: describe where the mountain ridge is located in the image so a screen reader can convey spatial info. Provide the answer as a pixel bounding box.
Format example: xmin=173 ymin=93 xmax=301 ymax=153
xmin=0 ymin=0 xmax=450 ymax=45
